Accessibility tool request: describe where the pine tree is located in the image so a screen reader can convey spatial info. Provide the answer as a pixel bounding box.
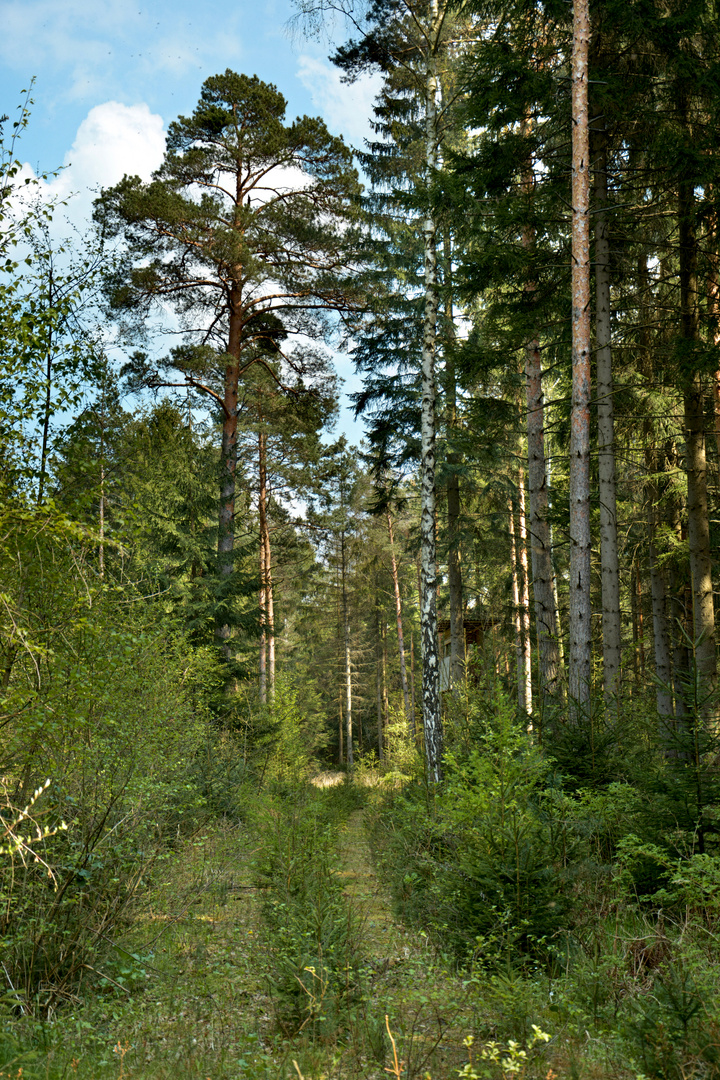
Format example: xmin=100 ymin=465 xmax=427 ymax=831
xmin=95 ymin=70 xmax=361 ymax=663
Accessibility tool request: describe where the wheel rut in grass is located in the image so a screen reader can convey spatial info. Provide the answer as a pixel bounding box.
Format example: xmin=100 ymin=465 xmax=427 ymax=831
xmin=337 ymin=808 xmax=396 ymax=955
xmin=335 ymin=806 xmax=474 ymax=1078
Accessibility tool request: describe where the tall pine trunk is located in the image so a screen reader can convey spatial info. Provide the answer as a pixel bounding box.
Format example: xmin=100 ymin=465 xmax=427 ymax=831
xmin=258 ymin=429 xmax=268 ymax=704
xmin=593 ymin=127 xmax=621 ymax=701
xmin=341 ymin=530 xmax=353 ymax=770
xmin=569 ymin=0 xmax=593 ymax=709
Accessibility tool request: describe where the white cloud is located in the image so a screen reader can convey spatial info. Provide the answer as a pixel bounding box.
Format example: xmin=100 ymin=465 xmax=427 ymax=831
xmin=56 ymin=101 xmax=166 ymax=195
xmin=296 ymin=55 xmax=380 ymax=148
xmin=13 ymin=101 xmax=167 ymax=231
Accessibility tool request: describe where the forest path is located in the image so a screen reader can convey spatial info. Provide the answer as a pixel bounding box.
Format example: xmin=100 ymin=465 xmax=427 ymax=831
xmin=337 ymin=808 xmax=396 ymax=952
xmin=334 ymin=805 xmax=474 ymax=1078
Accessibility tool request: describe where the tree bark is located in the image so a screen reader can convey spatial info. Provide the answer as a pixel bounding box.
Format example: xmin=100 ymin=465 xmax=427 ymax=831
xmin=258 ymin=430 xmax=268 ymax=704
xmin=521 ymin=144 xmax=560 ymax=703
xmin=646 ymin=446 xmax=674 ymax=719
xmin=569 ymin=0 xmax=593 ymax=710
xmin=216 ymin=280 xmax=242 ymax=659
xmin=376 ymin=598 xmax=384 ymax=762
xmin=679 ymin=179 xmax=716 ymax=693
xmin=443 ymin=233 xmax=464 ymax=689
xmin=387 ymin=511 xmax=413 ymax=732
xmin=382 ymin=620 xmax=390 ymax=733
xmin=509 ymin=495 xmax=527 ymax=714
xmin=593 ymin=126 xmax=621 ymax=701
xmin=419 ymin=1 xmax=442 ymax=782
xmin=410 ymin=629 xmax=417 ymax=733
xmin=707 ymin=205 xmax=720 ymax=463
xmin=341 ymin=529 xmax=353 ymax=770
xmin=37 ymin=266 xmax=54 ymax=506
xmin=630 ymin=557 xmax=640 ymax=689
xmin=518 ymin=468 xmax=533 ymax=718
xmin=259 ymin=534 xmax=267 ymax=704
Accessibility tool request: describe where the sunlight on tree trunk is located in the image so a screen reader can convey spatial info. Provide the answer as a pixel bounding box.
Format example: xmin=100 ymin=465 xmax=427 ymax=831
xmin=569 ymin=0 xmax=592 ymax=711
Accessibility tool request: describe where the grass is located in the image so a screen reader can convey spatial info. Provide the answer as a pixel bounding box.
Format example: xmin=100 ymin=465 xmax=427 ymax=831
xmin=2 ymin=819 xmax=281 ymax=1079
xmin=0 ymin=780 xmax=685 ymax=1080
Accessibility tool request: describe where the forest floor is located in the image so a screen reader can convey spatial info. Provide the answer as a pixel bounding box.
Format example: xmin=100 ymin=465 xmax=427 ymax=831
xmin=24 ymin=786 xmax=478 ymax=1080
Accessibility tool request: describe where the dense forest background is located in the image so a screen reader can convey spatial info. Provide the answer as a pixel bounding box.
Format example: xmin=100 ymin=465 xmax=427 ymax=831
xmin=3 ymin=0 xmax=720 ymax=1076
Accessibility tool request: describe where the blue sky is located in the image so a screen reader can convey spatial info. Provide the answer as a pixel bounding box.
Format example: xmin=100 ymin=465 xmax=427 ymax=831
xmin=0 ymin=0 xmax=379 ymax=443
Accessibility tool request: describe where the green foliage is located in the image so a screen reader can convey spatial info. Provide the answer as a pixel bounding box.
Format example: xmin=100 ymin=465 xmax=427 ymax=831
xmin=262 ymin=673 xmax=327 ymax=785
xmin=372 ymin=690 xmax=581 ymax=966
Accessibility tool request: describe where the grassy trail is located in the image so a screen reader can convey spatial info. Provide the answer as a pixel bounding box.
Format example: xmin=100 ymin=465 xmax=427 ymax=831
xmin=330 ymin=806 xmax=474 ymax=1080
xmin=7 ymin=790 xmax=475 ymax=1080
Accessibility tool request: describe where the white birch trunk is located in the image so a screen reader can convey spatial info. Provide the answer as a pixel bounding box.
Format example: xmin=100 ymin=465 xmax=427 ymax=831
xmin=387 ymin=512 xmax=413 ymax=733
xmin=518 ymin=468 xmax=533 ymax=719
xmin=509 ymin=495 xmax=526 ymax=713
xmin=341 ymin=531 xmax=353 ymax=770
xmin=419 ymin=0 xmax=442 ymax=782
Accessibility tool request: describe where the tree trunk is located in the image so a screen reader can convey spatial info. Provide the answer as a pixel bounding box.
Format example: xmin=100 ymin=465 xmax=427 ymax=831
xmin=665 ymin=462 xmax=691 ymax=719
xmin=410 ymin=630 xmax=417 ymax=733
xmin=679 ymin=179 xmax=716 ymax=693
xmin=443 ymin=233 xmax=464 ymax=689
xmin=630 ymin=557 xmax=640 ymax=689
xmin=37 ymin=266 xmax=54 ymax=506
xmin=216 ymin=282 xmax=242 ymax=658
xmin=646 ymin=446 xmax=674 ymax=719
xmin=382 ymin=620 xmax=390 ymax=734
xmin=569 ymin=0 xmax=592 ymax=710
xmin=522 ymin=147 xmax=561 ymax=703
xmin=419 ymin=5 xmax=442 ymax=782
xmin=593 ymin=126 xmax=621 ymax=701
xmin=707 ymin=205 xmax=720 ymax=463
xmin=387 ymin=511 xmax=413 ymax=732
xmin=338 ymin=689 xmax=344 ymax=767
xmin=259 ymin=532 xmax=267 ymax=704
xmin=341 ymin=531 xmax=353 ymax=770
xmin=264 ymin=526 xmax=275 ymax=701
xmin=518 ymin=468 xmax=533 ymax=718
xmin=509 ymin=495 xmax=527 ymax=714
xmin=258 ymin=431 xmax=268 ymax=704
xmin=98 ymin=393 xmax=106 ymax=580
xmin=376 ymin=600 xmax=384 ymax=762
